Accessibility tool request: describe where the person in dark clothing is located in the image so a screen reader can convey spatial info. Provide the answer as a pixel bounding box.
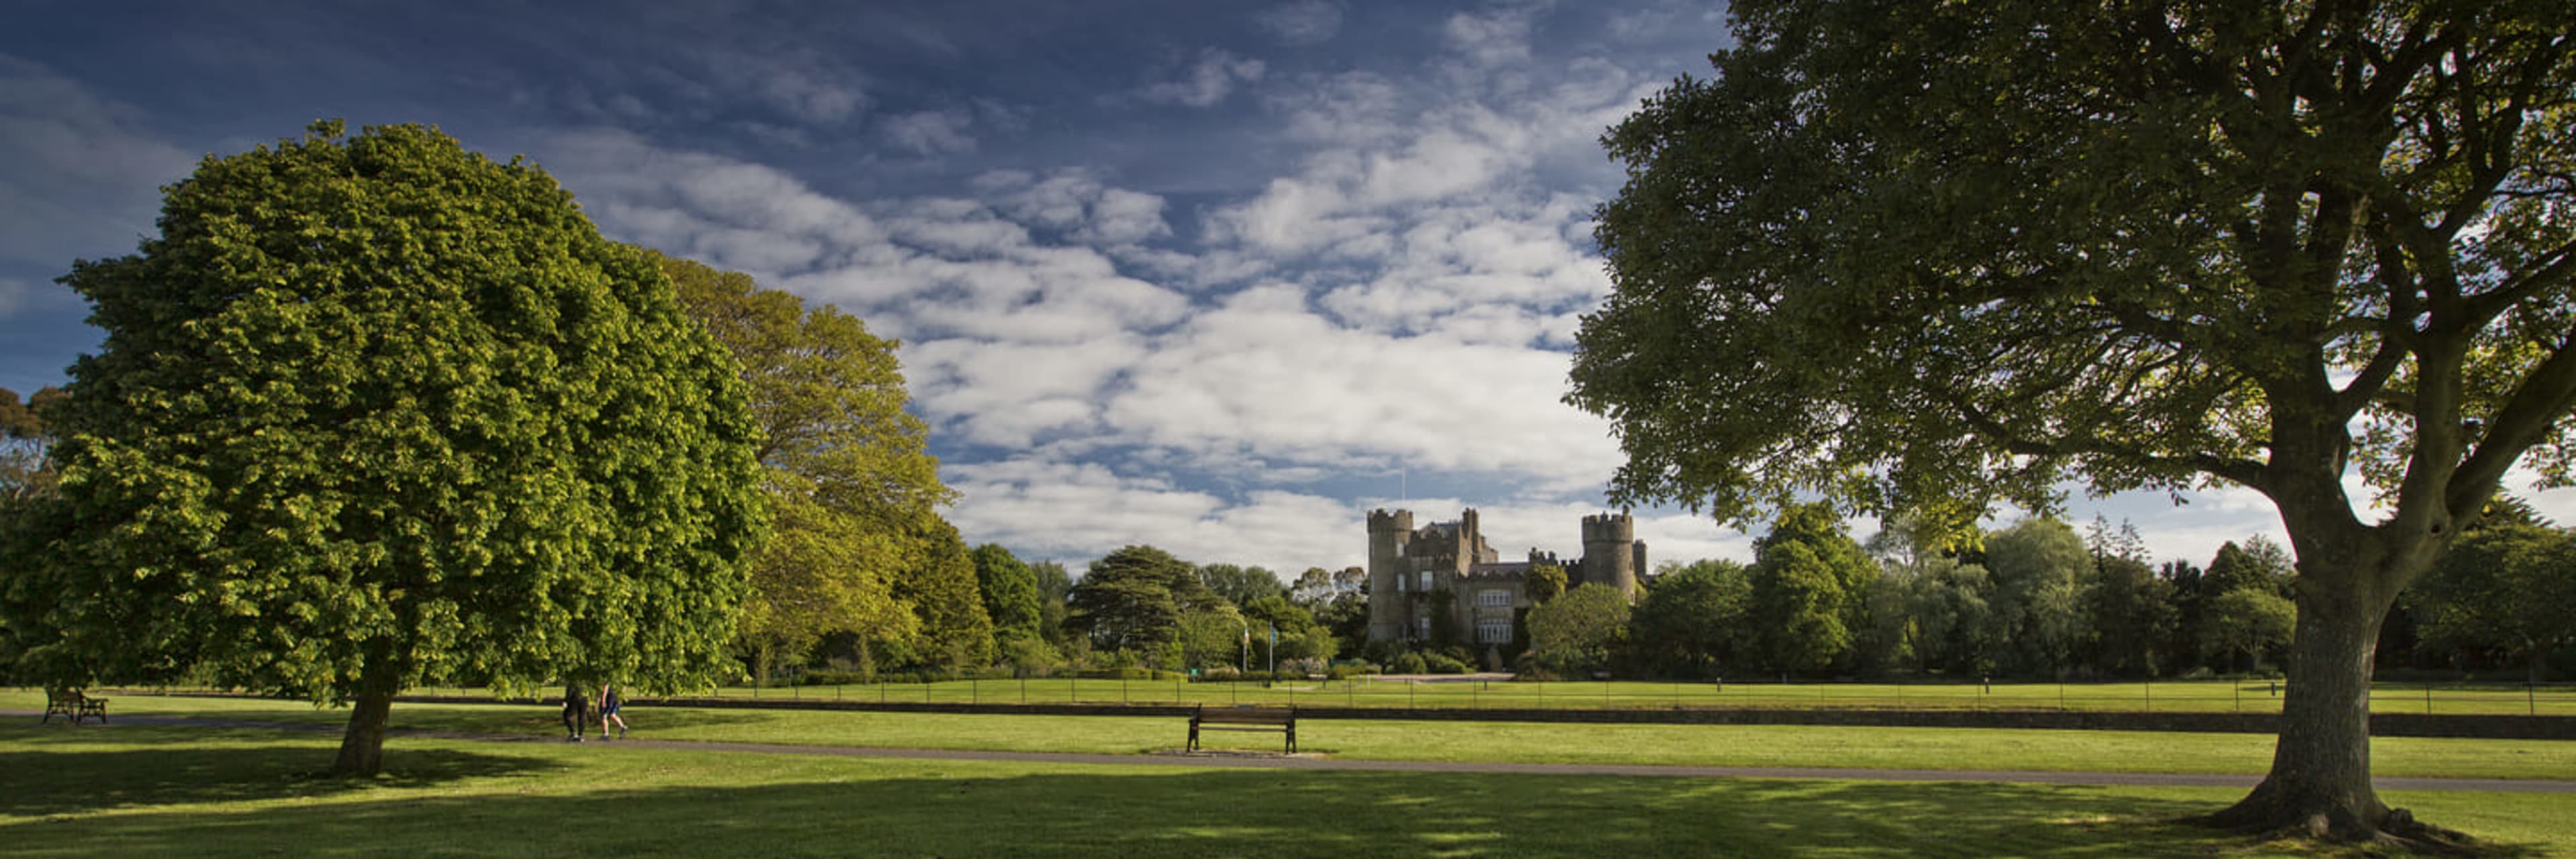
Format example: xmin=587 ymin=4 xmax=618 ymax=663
xmin=561 ymin=683 xmax=589 ymax=742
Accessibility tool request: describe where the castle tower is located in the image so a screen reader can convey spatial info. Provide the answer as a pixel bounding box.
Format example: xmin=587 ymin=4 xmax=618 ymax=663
xmin=1366 ymin=509 xmax=1413 ymax=643
xmin=1580 ymin=512 xmax=1640 ymax=598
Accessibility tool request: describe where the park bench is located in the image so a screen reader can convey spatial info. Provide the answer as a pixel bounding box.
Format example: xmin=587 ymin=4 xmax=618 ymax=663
xmin=1188 ymin=705 xmax=1296 ymax=753
xmin=42 ymin=687 xmax=107 ymax=725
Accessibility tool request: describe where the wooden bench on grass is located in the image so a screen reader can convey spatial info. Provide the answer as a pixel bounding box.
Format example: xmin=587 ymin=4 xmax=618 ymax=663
xmin=1188 ymin=705 xmax=1295 ymax=753
xmin=42 ymin=688 xmax=107 ymax=725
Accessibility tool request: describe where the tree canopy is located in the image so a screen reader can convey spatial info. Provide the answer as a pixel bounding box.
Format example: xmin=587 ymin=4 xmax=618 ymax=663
xmin=3 ymin=121 xmax=765 ymax=775
xmin=1067 ymin=546 xmax=1205 ymax=653
xmin=653 ymin=252 xmax=948 ymax=674
xmin=971 ymin=544 xmax=1044 ymax=648
xmin=1572 ymin=0 xmax=2575 ymax=841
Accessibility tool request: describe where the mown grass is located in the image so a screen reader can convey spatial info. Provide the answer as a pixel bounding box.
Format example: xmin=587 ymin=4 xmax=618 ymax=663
xmin=1 ymin=723 xmax=2567 ymax=857
xmin=11 ymin=689 xmax=2574 ymax=781
xmin=421 ymin=676 xmax=2575 ymax=715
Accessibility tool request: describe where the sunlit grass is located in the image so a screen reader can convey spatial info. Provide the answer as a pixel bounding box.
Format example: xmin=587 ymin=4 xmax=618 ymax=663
xmin=1 ymin=723 xmax=2568 ymax=857
xmin=400 ymin=676 xmax=2573 ymax=715
xmin=11 ymin=689 xmax=2572 ymax=781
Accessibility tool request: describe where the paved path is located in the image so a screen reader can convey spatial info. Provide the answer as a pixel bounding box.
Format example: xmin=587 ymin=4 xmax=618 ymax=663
xmin=14 ymin=710 xmax=2574 ymax=794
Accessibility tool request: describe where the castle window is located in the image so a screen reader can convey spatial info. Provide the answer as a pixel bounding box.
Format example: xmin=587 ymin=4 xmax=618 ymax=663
xmin=1477 ymin=589 xmax=1511 ymax=607
xmin=1419 ymin=570 xmax=1433 ymax=591
xmin=1417 ymin=616 xmax=1431 ymax=640
xmin=1478 ymin=620 xmax=1511 ymax=644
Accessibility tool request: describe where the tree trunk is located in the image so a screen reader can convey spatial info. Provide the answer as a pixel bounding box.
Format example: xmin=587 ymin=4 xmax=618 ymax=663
xmin=2204 ymin=573 xmax=2471 ymax=847
xmin=331 ymin=658 xmax=400 ymax=777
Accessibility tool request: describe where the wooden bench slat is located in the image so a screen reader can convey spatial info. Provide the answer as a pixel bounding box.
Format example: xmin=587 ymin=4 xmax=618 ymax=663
xmin=1187 ymin=705 xmax=1296 ymax=753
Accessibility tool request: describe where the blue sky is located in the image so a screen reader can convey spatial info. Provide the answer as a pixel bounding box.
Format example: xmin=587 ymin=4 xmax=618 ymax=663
xmin=5 ymin=1 xmax=2567 ymax=576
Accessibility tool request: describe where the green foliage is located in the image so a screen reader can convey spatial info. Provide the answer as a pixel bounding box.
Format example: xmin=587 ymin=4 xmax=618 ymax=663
xmin=0 ymin=387 xmax=64 ymax=543
xmin=1746 ymin=504 xmax=1871 ymax=674
xmin=2201 ymin=539 xmax=2293 ymax=601
xmin=1623 ymin=559 xmax=1750 ymax=678
xmin=1528 ymin=583 xmax=1631 ymax=677
xmin=894 ymin=521 xmax=994 ymax=671
xmin=1173 ymin=605 xmax=1248 ymax=671
xmin=2084 ymin=554 xmax=2177 ymax=678
xmin=971 ymin=544 xmax=1044 ymax=646
xmin=653 ymin=252 xmax=947 ymax=668
xmin=1982 ymin=519 xmax=2093 ymax=676
xmin=1523 ymin=563 xmax=1566 ymax=605
xmin=5 ymin=121 xmax=765 ymax=721
xmin=1579 ymin=1 xmax=2576 ymax=824
xmin=1195 ymin=563 xmax=1287 ymax=607
xmin=2407 ymin=523 xmax=2576 ymax=680
xmin=1389 ymin=651 xmax=1428 ymax=674
xmin=1028 ymin=560 xmax=1074 ymax=646
xmin=1420 ymin=651 xmax=1471 ymax=674
xmin=2200 ymin=589 xmax=2296 ymax=674
xmin=1424 ymin=589 xmax=1460 ymax=650
xmin=1067 ymin=546 xmax=1200 ymax=652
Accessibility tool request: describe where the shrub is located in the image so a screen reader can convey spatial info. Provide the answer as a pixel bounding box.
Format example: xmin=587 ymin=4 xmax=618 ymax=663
xmin=1391 ymin=652 xmax=1428 ymax=674
xmin=1422 ymin=652 xmax=1470 ymax=674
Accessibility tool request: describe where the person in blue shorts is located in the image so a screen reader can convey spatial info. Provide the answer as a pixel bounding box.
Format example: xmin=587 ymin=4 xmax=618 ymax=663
xmin=599 ymin=683 xmax=628 ymax=739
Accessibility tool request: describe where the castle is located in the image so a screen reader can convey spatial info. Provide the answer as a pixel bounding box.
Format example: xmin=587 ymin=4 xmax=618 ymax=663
xmin=1364 ymin=508 xmax=1645 ymax=657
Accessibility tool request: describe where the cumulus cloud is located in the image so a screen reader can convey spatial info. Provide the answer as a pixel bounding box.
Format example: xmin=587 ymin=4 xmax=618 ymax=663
xmin=945 ymin=458 xmax=1360 ymax=574
xmin=1257 ymin=1 xmax=1344 ymax=45
xmin=1142 ymin=48 xmax=1267 ymax=107
xmin=1102 ymin=285 xmax=1623 ymax=492
xmin=1442 ymin=7 xmax=1536 ymax=68
xmin=972 ymin=169 xmax=1172 ymax=247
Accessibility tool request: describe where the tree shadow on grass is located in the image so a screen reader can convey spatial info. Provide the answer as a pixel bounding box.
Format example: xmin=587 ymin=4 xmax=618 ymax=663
xmin=0 ymin=734 xmax=545 ymax=819
xmin=9 ymin=760 xmax=2538 ymax=858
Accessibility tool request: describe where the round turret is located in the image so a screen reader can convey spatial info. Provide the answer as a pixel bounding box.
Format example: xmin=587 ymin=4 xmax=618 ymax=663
xmin=1366 ymin=509 xmax=1415 ymax=643
xmin=1579 ymin=512 xmax=1639 ymax=598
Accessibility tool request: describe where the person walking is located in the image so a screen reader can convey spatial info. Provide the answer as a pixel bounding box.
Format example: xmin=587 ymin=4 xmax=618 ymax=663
xmin=561 ymin=683 xmax=589 ymax=742
xmin=599 ymin=683 xmax=629 ymax=740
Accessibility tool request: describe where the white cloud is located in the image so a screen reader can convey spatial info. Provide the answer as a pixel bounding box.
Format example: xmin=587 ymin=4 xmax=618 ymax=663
xmin=0 ymin=54 xmax=196 ymax=266
xmin=1442 ymin=7 xmax=1536 ymax=68
xmin=973 ymin=169 xmax=1173 ymax=247
xmin=881 ymin=108 xmax=977 ymax=155
xmin=1257 ymin=1 xmax=1344 ymax=45
xmin=945 ymin=458 xmax=1360 ymax=574
xmin=1102 ymin=285 xmax=1623 ymax=492
xmin=1142 ymin=48 xmax=1267 ymax=107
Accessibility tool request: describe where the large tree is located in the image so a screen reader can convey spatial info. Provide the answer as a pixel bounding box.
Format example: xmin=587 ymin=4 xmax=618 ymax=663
xmin=4 ymin=122 xmax=765 ymax=775
xmin=1571 ymin=1 xmax=2575 ymax=843
xmin=1624 ymin=559 xmax=1751 ymax=678
xmin=653 ymin=252 xmax=949 ymax=678
xmin=1744 ymin=503 xmax=1872 ymax=674
xmin=894 ymin=520 xmax=994 ymax=671
xmin=2408 ymin=518 xmax=2576 ymax=680
xmin=1067 ymin=546 xmax=1205 ymax=652
xmin=971 ymin=544 xmax=1044 ymax=648
xmin=1982 ymin=519 xmax=2094 ymax=676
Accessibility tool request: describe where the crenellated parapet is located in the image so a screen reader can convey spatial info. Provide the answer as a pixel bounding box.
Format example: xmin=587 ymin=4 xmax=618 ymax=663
xmin=1580 ymin=512 xmax=1636 ymax=544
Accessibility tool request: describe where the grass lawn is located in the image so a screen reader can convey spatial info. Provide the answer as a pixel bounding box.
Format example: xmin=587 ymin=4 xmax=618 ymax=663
xmin=572 ymin=676 xmax=2574 ymax=716
xmin=9 ymin=689 xmax=2575 ymax=782
xmin=1 ymin=723 xmax=2569 ymax=857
